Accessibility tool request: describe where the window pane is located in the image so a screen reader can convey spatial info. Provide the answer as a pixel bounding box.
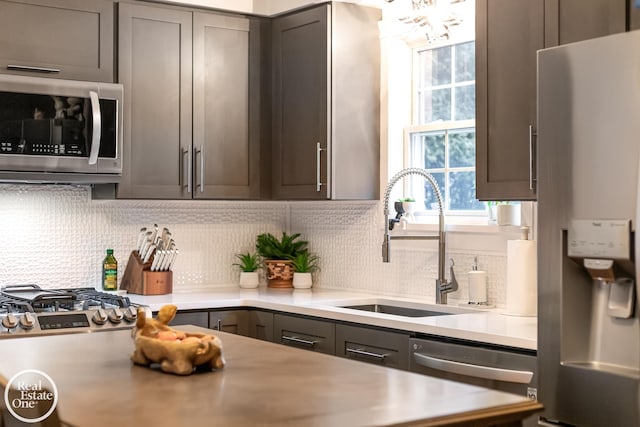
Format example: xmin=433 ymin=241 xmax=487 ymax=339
xmin=419 ymin=88 xmax=451 ymax=123
xmin=412 ymin=131 xmax=445 ymax=169
xmin=419 ymin=46 xmax=451 ymax=87
xmin=453 ymin=84 xmax=475 ymax=120
xmin=449 ymin=130 xmax=475 ymax=167
xmin=449 ymin=171 xmax=484 ymax=210
xmin=422 ymin=172 xmax=445 ymax=210
xmin=454 ymin=42 xmax=475 ymax=83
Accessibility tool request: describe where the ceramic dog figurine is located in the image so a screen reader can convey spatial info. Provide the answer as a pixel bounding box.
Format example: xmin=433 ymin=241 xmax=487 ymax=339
xmin=130 ymin=304 xmax=225 ymax=375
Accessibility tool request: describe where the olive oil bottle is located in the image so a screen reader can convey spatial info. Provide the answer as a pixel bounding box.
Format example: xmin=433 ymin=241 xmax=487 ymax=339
xmin=102 ymin=249 xmax=118 ymax=291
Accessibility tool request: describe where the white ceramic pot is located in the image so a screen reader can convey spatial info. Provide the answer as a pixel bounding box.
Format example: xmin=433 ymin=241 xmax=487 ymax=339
xmin=496 ymin=204 xmax=521 ymax=226
xmin=238 ymin=271 xmax=259 ymax=289
xmin=292 ymin=272 xmax=313 ymax=289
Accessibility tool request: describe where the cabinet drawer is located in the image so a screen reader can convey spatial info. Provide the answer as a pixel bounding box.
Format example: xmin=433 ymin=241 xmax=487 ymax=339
xmin=274 ymin=314 xmax=335 ymax=355
xmin=336 ymin=324 xmax=409 ymax=370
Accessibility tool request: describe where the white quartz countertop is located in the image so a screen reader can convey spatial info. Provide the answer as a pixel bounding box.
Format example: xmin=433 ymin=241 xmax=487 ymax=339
xmin=126 ymin=287 xmax=537 ymax=351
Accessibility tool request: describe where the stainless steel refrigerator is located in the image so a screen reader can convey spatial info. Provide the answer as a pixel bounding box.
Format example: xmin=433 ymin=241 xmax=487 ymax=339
xmin=537 ymin=30 xmax=640 ymax=426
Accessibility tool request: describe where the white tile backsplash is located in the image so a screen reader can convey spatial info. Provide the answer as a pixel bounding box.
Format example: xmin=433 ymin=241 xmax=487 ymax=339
xmin=0 ymin=184 xmax=523 ymax=306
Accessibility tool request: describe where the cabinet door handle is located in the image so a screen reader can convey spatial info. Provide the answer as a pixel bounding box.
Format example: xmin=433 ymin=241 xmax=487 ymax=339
xmin=213 ymin=318 xmax=221 ymax=331
xmin=182 ymin=147 xmax=192 ymax=193
xmin=529 ymin=125 xmax=537 ymax=191
xmin=316 ymin=142 xmax=325 ymax=192
xmin=196 ymin=144 xmax=204 ymax=193
xmin=88 ymin=91 xmax=101 ymax=166
xmin=281 ymin=335 xmax=317 ymax=347
xmin=413 ymin=353 xmax=533 ymax=384
xmin=346 ymin=347 xmax=388 ymax=361
xmin=7 ymin=64 xmax=60 ymax=74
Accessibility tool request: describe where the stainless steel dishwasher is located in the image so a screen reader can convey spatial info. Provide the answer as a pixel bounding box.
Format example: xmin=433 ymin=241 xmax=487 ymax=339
xmin=409 ymin=336 xmax=537 ymax=398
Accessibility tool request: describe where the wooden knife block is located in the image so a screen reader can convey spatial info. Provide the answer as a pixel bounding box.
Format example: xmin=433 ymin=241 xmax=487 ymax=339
xmin=120 ymin=251 xmax=173 ymax=295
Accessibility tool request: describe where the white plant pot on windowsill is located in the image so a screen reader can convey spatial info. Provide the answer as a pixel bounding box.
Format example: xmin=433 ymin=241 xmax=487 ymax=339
xmin=293 ymin=272 xmax=313 ymax=289
xmin=239 ymin=271 xmax=259 ymax=289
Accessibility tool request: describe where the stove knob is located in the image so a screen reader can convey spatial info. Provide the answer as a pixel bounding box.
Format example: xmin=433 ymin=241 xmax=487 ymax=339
xmin=92 ymin=309 xmax=108 ymax=326
xmin=20 ymin=313 xmax=35 ymax=330
xmin=2 ymin=313 xmax=18 ymax=329
xmin=123 ymin=307 xmax=138 ymax=323
xmin=108 ymin=308 xmax=123 ymax=324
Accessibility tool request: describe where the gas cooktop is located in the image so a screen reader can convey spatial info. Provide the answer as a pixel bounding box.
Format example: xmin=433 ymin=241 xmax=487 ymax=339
xmin=0 ymin=284 xmax=147 ymax=338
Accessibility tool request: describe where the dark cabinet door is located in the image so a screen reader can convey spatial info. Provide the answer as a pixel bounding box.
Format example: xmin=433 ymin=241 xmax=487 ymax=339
xmin=117 ymin=3 xmax=193 ymax=199
xmin=209 ymin=310 xmax=249 ymax=336
xmin=475 ymin=0 xmax=543 ymax=201
xmin=271 ymin=5 xmax=329 ymax=199
xmin=544 ymin=0 xmax=627 ymax=46
xmin=169 ymin=311 xmax=209 ymax=329
xmin=0 ymin=0 xmax=114 ymax=82
xmin=248 ymin=310 xmax=274 ymax=342
xmin=193 ymin=12 xmax=260 ymax=199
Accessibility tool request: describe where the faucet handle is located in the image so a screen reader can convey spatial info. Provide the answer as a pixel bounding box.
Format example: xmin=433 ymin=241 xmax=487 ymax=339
xmin=448 ymin=258 xmax=459 ymax=292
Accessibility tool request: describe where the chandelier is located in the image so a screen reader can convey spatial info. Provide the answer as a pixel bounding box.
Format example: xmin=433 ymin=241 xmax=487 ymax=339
xmin=385 ymin=0 xmax=470 ymax=42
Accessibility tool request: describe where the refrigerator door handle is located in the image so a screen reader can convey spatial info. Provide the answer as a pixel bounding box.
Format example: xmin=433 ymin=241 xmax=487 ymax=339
xmin=413 ymin=352 xmax=534 ymax=384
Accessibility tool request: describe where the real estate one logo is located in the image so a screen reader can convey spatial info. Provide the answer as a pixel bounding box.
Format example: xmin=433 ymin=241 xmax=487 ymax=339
xmin=3 ymin=369 xmax=58 ymax=423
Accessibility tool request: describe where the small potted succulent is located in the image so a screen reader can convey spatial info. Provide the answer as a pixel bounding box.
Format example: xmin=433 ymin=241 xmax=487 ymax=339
xmin=255 ymin=232 xmax=308 ymax=288
xmin=233 ymin=252 xmax=261 ymax=289
xmin=290 ymin=252 xmax=320 ymax=289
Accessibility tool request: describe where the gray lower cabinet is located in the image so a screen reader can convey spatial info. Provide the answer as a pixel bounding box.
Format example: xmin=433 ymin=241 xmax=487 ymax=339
xmin=335 ymin=324 xmax=410 ymax=370
xmin=271 ymin=3 xmax=380 ymax=200
xmin=248 ymin=310 xmax=274 ymax=342
xmin=0 ymin=0 xmax=114 ymax=82
xmin=209 ymin=310 xmax=249 ymax=336
xmin=169 ymin=310 xmax=209 ymax=329
xmin=273 ymin=313 xmax=335 ymax=355
xmin=117 ymin=2 xmax=265 ymax=199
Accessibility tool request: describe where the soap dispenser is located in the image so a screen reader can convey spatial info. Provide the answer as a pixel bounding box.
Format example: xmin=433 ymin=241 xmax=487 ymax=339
xmin=468 ymin=256 xmax=488 ymax=305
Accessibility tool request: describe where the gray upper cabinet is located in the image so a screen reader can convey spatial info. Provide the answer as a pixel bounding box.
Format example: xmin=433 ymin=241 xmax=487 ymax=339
xmin=477 ymin=0 xmax=634 ymax=201
xmin=193 ymin=13 xmax=265 ymax=199
xmin=117 ymin=2 xmax=192 ymax=199
xmin=0 ymin=0 xmax=114 ymax=82
xmin=117 ymin=2 xmax=265 ymax=199
xmin=544 ymin=0 xmax=627 ymax=46
xmin=475 ymin=0 xmax=543 ymax=201
xmin=271 ymin=3 xmax=380 ymax=200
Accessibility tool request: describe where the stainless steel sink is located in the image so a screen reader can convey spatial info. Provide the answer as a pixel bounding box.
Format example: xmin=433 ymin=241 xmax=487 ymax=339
xmin=341 ymin=304 xmax=453 ymax=317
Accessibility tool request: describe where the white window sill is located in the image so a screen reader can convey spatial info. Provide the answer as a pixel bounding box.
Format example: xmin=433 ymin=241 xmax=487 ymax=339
xmin=391 ymin=217 xmax=527 ymax=235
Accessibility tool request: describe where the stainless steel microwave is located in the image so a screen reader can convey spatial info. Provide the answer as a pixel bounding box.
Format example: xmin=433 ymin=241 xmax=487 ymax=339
xmin=0 ymin=74 xmax=123 ymax=183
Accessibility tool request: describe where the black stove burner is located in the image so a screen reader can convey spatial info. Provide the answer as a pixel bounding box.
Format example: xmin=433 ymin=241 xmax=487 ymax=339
xmin=0 ymin=284 xmax=132 ymax=314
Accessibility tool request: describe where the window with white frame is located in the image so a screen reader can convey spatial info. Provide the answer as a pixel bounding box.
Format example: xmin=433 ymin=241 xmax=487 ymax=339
xmin=404 ymin=40 xmax=484 ymax=214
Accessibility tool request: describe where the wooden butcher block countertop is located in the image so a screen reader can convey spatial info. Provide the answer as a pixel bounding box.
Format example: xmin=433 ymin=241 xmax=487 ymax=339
xmin=0 ymin=327 xmax=541 ymax=427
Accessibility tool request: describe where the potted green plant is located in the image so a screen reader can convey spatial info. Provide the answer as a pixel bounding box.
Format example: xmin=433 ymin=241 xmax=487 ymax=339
xmin=289 ymin=252 xmax=320 ymax=289
xmin=233 ymin=252 xmax=261 ymax=288
xmin=255 ymin=232 xmax=308 ymax=288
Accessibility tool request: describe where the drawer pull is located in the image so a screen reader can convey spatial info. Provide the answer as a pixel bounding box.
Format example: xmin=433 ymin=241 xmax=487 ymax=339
xmin=281 ymin=335 xmax=317 ymax=347
xmin=414 ymin=353 xmax=533 ymax=384
xmin=7 ymin=64 xmax=61 ymax=74
xmin=347 ymin=347 xmax=387 ymax=361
